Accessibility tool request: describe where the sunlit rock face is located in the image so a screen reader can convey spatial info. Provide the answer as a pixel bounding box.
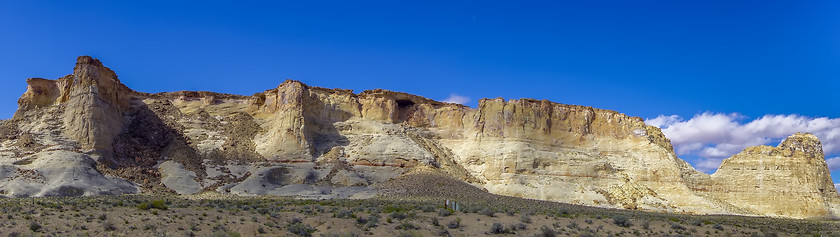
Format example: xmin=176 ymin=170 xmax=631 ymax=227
xmin=687 ymin=133 xmax=840 ymax=218
xmin=1 ymin=56 xmax=838 ymax=219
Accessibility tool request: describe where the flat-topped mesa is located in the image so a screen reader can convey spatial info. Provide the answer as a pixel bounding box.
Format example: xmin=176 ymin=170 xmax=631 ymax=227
xmin=471 ymin=97 xmax=674 ymax=151
xmin=6 ymin=56 xmax=840 ymax=219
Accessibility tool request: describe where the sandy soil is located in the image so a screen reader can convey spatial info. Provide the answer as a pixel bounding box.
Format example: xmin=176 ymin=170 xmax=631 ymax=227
xmin=0 ymin=195 xmax=837 ymax=237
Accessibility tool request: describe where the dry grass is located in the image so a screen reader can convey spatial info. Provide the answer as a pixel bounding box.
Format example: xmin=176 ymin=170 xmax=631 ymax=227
xmin=0 ymin=172 xmax=836 ymax=236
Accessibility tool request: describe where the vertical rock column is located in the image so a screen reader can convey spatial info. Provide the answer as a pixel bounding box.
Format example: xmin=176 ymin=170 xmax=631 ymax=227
xmin=62 ymin=56 xmax=131 ymax=152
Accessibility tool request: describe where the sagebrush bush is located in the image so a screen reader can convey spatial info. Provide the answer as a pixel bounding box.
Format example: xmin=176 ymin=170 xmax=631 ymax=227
xmin=335 ymin=209 xmax=354 ymax=219
xmin=447 ymin=218 xmax=461 ymax=229
xmin=612 ymin=215 xmax=632 ymax=227
xmin=490 ymin=222 xmax=507 ymax=234
xmin=520 ymin=214 xmax=532 ymax=223
xmin=103 ymin=221 xmax=116 ymax=231
xmin=29 ymin=221 xmax=41 ymax=232
xmin=538 ymin=226 xmax=557 ymax=237
xmin=437 ymin=208 xmax=452 ymax=217
xmin=287 ymin=222 xmax=315 ymax=237
xmin=479 ymin=207 xmax=495 ymax=217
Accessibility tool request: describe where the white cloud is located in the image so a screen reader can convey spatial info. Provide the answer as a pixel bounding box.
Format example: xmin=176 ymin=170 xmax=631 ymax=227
xmin=645 ymin=115 xmax=680 ymax=128
xmin=443 ymin=94 xmax=470 ymax=105
xmin=836 ymin=183 xmax=840 ymax=194
xmin=695 ymin=158 xmax=725 ymax=173
xmin=646 ymin=113 xmax=840 ymax=173
xmin=827 ymin=157 xmax=840 ymax=171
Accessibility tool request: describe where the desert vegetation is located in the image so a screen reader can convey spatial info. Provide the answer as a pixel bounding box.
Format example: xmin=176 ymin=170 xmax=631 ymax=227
xmin=0 ymin=193 xmax=837 ymax=236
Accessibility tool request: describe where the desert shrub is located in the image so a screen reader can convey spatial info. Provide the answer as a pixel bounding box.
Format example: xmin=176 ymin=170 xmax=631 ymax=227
xmin=435 ymin=228 xmax=450 ymax=237
xmin=461 ymin=205 xmax=481 ymax=213
xmin=538 ymin=226 xmax=557 ymax=237
xmin=437 ymin=208 xmax=453 ymax=217
xmin=335 ymin=209 xmax=354 ymax=219
xmin=288 ymin=223 xmax=316 ymax=237
xmin=29 ymin=221 xmax=41 ymax=232
xmin=384 ymin=205 xmax=408 ymax=213
xmin=713 ymin=224 xmax=724 ymax=230
xmin=520 ymin=214 xmax=532 ymax=223
xmin=612 ymin=215 xmax=632 ymax=227
xmin=389 ymin=211 xmax=407 ymax=220
xmin=507 ymin=209 xmax=516 ymax=216
xmin=510 ymin=222 xmax=527 ymax=231
xmin=421 ymin=205 xmax=436 ymax=212
xmin=566 ymin=221 xmax=578 ymax=229
xmin=447 ymin=218 xmax=461 ymax=229
xmin=690 ymin=219 xmax=704 ymax=226
xmin=137 ymin=200 xmax=168 ymax=211
xmin=144 ymin=223 xmax=157 ymax=230
xmin=365 ymin=214 xmax=380 ymax=228
xmin=356 ymin=216 xmax=368 ymax=225
xmin=641 ymin=221 xmax=650 ymax=229
xmin=479 ymin=207 xmax=495 ymax=217
xmin=490 ymin=222 xmax=507 ymax=234
xmin=670 ymin=223 xmax=686 ymax=230
xmin=103 ymin=221 xmax=116 ymax=231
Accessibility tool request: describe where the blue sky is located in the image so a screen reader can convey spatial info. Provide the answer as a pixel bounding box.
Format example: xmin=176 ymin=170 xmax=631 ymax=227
xmin=2 ymin=1 xmax=840 ymax=184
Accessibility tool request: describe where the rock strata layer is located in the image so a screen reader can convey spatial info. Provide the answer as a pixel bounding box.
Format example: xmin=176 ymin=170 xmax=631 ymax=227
xmin=1 ymin=56 xmax=838 ymax=219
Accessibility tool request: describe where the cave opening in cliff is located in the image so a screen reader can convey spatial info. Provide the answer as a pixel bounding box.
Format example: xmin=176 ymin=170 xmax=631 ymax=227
xmin=396 ymin=99 xmax=415 ymax=108
xmin=395 ymin=99 xmax=416 ymax=123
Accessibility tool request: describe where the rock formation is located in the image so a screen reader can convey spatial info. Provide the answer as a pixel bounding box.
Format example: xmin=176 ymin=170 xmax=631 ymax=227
xmin=686 ymin=133 xmax=840 ymax=218
xmin=0 ymin=56 xmax=838 ymax=219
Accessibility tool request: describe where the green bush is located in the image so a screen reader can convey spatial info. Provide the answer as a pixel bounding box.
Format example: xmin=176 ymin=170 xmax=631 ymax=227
xmin=137 ymin=200 xmax=168 ymax=211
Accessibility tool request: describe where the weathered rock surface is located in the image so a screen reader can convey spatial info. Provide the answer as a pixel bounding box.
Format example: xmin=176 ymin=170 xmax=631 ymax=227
xmin=1 ymin=56 xmax=838 ymax=219
xmin=686 ymin=133 xmax=840 ymax=218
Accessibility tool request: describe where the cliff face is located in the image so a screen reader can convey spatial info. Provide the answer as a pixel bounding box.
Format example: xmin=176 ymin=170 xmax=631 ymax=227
xmin=689 ymin=133 xmax=840 ymax=218
xmin=1 ymin=56 xmax=838 ymax=219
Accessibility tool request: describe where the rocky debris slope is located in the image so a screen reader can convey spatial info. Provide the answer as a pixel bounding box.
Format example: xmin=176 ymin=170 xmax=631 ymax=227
xmin=0 ymin=56 xmax=838 ymax=219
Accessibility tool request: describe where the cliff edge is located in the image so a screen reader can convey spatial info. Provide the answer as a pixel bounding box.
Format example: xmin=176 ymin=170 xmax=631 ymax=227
xmin=1 ymin=56 xmax=837 ymax=219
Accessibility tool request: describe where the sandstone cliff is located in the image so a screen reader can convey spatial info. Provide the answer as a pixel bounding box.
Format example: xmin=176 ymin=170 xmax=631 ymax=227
xmin=687 ymin=133 xmax=840 ymax=218
xmin=0 ymin=56 xmax=837 ymax=219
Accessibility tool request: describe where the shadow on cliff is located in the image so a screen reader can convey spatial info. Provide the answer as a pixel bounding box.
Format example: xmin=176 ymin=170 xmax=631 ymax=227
xmin=108 ymin=101 xmax=205 ymax=178
xmin=302 ymin=101 xmax=352 ymax=159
